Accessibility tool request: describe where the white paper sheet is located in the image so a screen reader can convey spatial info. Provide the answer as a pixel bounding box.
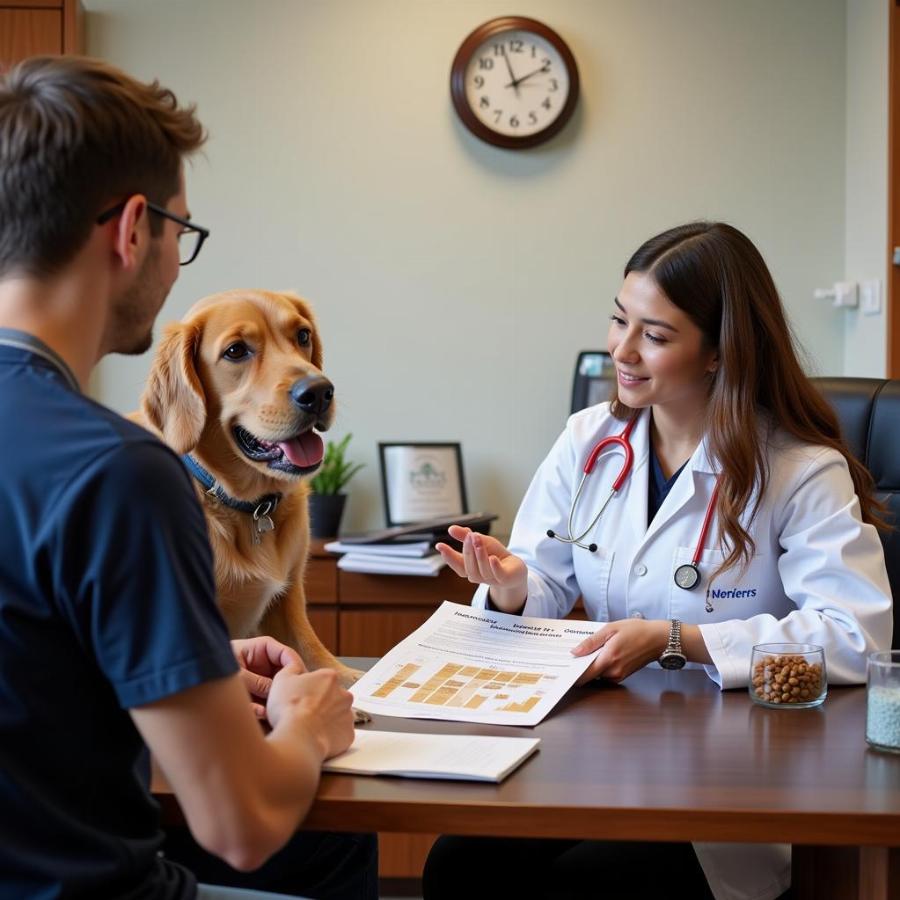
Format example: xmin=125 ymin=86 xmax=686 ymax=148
xmin=350 ymin=601 xmax=604 ymax=726
xmin=322 ymin=729 xmax=540 ymax=782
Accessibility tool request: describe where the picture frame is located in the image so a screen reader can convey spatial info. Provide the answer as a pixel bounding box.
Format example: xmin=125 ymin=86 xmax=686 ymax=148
xmin=378 ymin=442 xmax=469 ymax=527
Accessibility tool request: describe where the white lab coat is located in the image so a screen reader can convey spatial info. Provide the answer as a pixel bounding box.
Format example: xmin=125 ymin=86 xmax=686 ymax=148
xmin=472 ymin=402 xmax=892 ymax=900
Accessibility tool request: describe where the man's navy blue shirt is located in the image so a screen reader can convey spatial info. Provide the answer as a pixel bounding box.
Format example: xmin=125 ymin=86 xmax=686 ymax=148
xmin=0 ymin=331 xmax=238 ymax=899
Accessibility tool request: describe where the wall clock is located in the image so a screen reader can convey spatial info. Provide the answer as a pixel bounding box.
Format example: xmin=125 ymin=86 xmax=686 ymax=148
xmin=450 ymin=16 xmax=580 ymax=149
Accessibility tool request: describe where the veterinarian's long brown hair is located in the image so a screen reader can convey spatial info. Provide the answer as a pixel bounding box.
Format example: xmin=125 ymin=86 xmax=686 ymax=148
xmin=610 ymin=221 xmax=887 ymax=577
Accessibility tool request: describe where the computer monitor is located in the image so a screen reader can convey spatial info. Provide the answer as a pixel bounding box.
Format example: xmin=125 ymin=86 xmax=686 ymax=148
xmin=570 ymin=350 xmax=615 ymax=414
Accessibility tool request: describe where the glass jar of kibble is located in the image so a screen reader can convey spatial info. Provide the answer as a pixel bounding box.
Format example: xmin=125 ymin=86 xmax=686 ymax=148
xmin=866 ymin=651 xmax=900 ymax=754
xmin=749 ymin=644 xmax=826 ymax=709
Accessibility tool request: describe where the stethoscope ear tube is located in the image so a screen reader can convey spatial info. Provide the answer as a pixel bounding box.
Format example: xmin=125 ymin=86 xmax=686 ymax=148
xmin=546 ymin=415 xmax=638 ymax=557
xmin=547 ymin=528 xmax=597 ymax=553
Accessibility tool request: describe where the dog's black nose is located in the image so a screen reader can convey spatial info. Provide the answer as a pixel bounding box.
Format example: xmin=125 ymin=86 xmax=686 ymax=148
xmin=290 ymin=375 xmax=334 ymax=417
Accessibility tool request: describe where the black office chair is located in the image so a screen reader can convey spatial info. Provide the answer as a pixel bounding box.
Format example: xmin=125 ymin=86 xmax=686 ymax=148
xmin=813 ymin=378 xmax=900 ymax=648
xmin=570 ymin=350 xmax=615 ymax=414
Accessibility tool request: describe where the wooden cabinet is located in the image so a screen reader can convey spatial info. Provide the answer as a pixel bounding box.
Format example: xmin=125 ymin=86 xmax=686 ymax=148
xmin=1 ymin=0 xmax=83 ymax=68
xmin=338 ymin=566 xmax=476 ymax=656
xmin=306 ymin=541 xmax=476 ymax=661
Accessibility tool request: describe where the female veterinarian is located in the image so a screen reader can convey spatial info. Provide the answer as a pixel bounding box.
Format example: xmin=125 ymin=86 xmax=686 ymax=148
xmin=423 ymin=221 xmax=892 ymax=900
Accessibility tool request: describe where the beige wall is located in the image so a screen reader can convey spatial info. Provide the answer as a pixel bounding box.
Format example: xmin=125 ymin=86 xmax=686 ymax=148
xmin=87 ymin=0 xmax=867 ymax=534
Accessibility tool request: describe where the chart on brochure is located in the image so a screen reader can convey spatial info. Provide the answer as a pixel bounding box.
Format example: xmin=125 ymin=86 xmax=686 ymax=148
xmin=351 ymin=601 xmax=603 ymax=726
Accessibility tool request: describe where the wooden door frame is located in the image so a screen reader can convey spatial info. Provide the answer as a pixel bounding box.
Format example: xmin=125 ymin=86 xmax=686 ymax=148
xmin=889 ymin=0 xmax=900 ymax=375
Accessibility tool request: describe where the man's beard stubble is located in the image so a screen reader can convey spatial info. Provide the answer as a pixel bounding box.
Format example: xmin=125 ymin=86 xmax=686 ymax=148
xmin=109 ymin=243 xmax=167 ymax=356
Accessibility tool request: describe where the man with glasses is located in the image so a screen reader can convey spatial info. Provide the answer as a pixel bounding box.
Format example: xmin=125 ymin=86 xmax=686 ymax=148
xmin=97 ymin=199 xmax=210 ymax=266
xmin=0 ymin=56 xmax=375 ymax=900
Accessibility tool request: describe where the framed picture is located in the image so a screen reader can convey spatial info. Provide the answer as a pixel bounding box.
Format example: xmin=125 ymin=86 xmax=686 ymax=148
xmin=378 ymin=442 xmax=468 ymax=527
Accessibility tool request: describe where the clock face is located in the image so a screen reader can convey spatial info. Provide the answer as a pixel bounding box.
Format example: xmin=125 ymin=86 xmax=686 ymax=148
xmin=463 ymin=30 xmax=569 ymax=140
xmin=451 ymin=17 xmax=580 ymax=149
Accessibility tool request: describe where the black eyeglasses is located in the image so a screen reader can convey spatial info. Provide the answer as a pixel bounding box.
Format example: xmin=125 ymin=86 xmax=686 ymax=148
xmin=96 ymin=200 xmax=210 ymax=266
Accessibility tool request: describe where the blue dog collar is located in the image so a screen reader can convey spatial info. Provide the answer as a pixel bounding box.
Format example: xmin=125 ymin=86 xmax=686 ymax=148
xmin=182 ymin=454 xmax=282 ymax=517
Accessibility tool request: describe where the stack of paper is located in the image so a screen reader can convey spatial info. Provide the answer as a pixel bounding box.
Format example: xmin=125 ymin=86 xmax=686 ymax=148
xmin=322 ymin=729 xmax=540 ymax=782
xmin=336 ymin=553 xmax=445 ymax=576
xmin=324 ymin=540 xmax=432 ymax=557
xmin=325 ymin=540 xmax=446 ymax=576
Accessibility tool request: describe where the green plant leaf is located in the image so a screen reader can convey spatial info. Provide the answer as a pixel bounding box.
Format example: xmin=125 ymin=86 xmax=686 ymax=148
xmin=310 ymin=433 xmax=364 ymax=495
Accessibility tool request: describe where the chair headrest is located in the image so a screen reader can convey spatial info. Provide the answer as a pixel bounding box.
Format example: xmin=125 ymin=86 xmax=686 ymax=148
xmin=868 ymin=380 xmax=900 ymax=490
xmin=814 ymin=377 xmax=900 ymax=490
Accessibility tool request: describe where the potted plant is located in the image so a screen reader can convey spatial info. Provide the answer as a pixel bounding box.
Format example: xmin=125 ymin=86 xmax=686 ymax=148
xmin=308 ymin=433 xmax=364 ymax=538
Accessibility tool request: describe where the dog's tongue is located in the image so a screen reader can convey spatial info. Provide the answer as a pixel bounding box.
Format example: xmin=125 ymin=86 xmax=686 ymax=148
xmin=278 ymin=431 xmax=324 ymax=468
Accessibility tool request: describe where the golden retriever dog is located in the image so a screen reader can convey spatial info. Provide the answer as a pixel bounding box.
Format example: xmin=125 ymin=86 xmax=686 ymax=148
xmin=134 ymin=288 xmax=361 ymax=690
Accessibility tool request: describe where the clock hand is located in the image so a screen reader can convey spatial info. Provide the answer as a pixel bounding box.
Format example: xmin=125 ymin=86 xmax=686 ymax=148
xmin=501 ymin=46 xmax=520 ymax=95
xmin=506 ymin=62 xmax=550 ymax=89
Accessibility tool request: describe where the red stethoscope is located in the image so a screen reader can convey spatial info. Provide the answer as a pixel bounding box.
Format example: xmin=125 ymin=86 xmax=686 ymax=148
xmin=546 ymin=413 xmax=721 ymax=593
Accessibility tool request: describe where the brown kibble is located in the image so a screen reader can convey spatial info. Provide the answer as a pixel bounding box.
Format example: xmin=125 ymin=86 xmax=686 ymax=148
xmin=752 ymin=653 xmax=824 ymax=705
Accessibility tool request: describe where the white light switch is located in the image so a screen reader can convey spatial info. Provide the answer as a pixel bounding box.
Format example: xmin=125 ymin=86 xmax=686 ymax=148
xmin=860 ymin=279 xmax=882 ymax=316
xmin=833 ymin=281 xmax=858 ymax=308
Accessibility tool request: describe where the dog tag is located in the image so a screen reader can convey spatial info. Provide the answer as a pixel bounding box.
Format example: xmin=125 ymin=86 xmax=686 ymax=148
xmin=252 ymin=500 xmax=276 ymax=544
xmin=256 ymin=515 xmax=275 ymax=534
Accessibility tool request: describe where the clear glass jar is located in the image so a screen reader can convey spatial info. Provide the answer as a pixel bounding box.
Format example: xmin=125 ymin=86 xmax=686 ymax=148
xmin=749 ymin=643 xmax=827 ymax=709
xmin=866 ymin=650 xmax=900 ymax=754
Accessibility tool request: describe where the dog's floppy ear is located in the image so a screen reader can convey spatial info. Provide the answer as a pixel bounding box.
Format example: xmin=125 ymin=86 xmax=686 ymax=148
xmin=140 ymin=321 xmax=206 ymax=453
xmin=310 ymin=314 xmax=323 ymax=373
xmin=287 ymin=293 xmax=323 ymax=372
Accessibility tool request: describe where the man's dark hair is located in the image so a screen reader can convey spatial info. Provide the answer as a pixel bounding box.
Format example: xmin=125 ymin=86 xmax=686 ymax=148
xmin=0 ymin=55 xmax=206 ymax=278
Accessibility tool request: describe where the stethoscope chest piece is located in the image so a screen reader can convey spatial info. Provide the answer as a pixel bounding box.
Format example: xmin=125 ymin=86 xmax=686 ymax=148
xmin=674 ymin=563 xmax=701 ymax=591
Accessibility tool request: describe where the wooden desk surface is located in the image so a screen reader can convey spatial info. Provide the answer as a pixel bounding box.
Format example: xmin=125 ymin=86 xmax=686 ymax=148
xmin=293 ymin=668 xmax=900 ymax=847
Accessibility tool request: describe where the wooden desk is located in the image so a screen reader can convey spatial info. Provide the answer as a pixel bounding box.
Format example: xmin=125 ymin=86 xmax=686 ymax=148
xmin=297 ymin=668 xmax=900 ymax=900
xmin=156 ymin=664 xmax=900 ymax=896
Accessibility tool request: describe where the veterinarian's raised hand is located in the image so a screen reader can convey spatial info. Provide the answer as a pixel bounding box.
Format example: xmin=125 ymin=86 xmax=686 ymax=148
xmin=435 ymin=525 xmax=528 ymax=614
xmin=232 ymin=636 xmax=306 ymax=720
xmin=266 ymin=665 xmax=355 ymax=760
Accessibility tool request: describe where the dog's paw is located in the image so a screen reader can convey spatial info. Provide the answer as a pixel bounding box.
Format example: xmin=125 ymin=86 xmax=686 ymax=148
xmin=352 ymin=707 xmax=372 ymax=725
xmin=338 ymin=666 xmax=366 ymax=689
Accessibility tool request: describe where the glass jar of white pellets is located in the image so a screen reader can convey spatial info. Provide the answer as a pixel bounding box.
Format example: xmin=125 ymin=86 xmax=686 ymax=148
xmin=866 ymin=651 xmax=900 ymax=754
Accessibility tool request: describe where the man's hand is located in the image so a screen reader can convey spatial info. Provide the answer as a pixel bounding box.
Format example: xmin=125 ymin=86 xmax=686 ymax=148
xmin=571 ymin=619 xmax=669 ymax=685
xmin=267 ymin=666 xmax=355 ymax=760
xmin=231 ymin=636 xmax=305 ymax=720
